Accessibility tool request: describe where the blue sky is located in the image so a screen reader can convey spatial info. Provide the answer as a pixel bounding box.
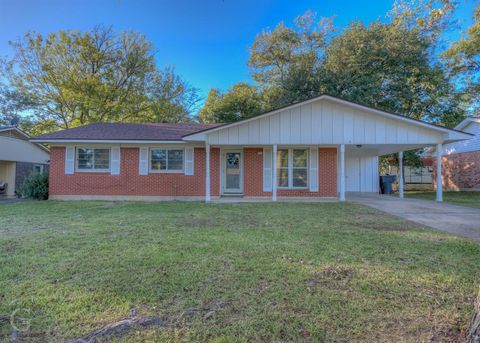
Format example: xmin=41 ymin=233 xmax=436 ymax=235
xmin=0 ymin=0 xmax=476 ymax=102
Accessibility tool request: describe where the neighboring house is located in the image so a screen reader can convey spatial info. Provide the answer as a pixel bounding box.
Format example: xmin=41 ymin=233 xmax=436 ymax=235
xmin=434 ymin=117 xmax=480 ymax=191
xmin=31 ymin=95 xmax=471 ymax=201
xmin=0 ymin=126 xmax=50 ymax=197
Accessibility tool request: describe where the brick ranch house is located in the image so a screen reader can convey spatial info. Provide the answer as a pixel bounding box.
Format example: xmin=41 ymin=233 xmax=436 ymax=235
xmin=31 ymin=95 xmax=472 ymax=202
xmin=1 ymin=126 xmax=50 ymax=197
xmin=431 ymin=117 xmax=480 ymax=191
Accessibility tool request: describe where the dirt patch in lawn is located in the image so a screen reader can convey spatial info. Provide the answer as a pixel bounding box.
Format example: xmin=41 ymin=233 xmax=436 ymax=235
xmin=176 ymin=217 xmax=218 ymax=229
xmin=66 ymin=302 xmax=227 ymax=343
xmin=306 ymin=266 xmax=355 ymax=289
xmin=176 ymin=213 xmax=259 ymax=229
xmin=1 ymin=239 xmax=18 ymax=253
xmin=353 ymin=213 xmax=420 ymax=231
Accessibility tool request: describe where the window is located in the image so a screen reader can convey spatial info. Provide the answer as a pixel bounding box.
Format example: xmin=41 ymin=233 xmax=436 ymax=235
xmin=276 ymin=149 xmax=308 ymax=188
xmin=76 ymin=148 xmax=110 ymax=171
xmin=150 ymin=148 xmax=184 ymax=172
xmin=33 ymin=164 xmax=44 ymax=174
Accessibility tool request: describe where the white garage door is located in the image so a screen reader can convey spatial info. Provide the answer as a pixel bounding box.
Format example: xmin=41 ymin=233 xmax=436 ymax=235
xmin=345 ymin=156 xmax=379 ymax=193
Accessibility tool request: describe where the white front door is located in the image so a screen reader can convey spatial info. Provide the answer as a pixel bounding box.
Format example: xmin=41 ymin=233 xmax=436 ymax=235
xmin=223 ymin=151 xmax=243 ymax=194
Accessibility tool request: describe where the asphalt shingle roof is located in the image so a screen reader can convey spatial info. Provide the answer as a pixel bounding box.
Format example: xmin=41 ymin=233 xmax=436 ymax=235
xmin=32 ymin=122 xmax=221 ymax=141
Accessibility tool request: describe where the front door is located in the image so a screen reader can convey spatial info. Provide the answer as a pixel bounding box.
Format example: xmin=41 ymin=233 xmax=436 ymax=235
xmin=223 ymin=151 xmax=243 ymax=194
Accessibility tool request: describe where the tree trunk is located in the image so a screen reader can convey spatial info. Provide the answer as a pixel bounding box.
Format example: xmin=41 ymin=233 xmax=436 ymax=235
xmin=466 ymin=289 xmax=480 ymax=343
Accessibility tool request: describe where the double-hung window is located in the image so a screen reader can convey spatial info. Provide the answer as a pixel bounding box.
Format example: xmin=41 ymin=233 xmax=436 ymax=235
xmin=33 ymin=164 xmax=44 ymax=174
xmin=76 ymin=148 xmax=110 ymax=171
xmin=276 ymin=148 xmax=308 ymax=188
xmin=150 ymin=148 xmax=184 ymax=172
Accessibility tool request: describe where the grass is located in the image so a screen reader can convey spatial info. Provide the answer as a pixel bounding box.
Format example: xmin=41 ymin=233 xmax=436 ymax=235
xmin=0 ymin=201 xmax=479 ymax=342
xmin=405 ymin=191 xmax=480 ymax=208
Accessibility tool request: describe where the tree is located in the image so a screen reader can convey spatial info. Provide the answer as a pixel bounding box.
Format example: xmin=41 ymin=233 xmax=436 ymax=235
xmin=137 ymin=66 xmax=200 ymax=123
xmin=322 ymin=21 xmax=464 ymax=127
xmin=242 ymin=4 xmax=465 ymax=127
xmin=388 ymin=0 xmax=456 ymax=39
xmin=444 ymin=4 xmax=480 ymax=115
xmin=198 ymin=83 xmax=265 ymax=123
xmin=1 ymin=26 xmax=199 ymax=133
xmin=248 ymin=11 xmax=334 ymax=107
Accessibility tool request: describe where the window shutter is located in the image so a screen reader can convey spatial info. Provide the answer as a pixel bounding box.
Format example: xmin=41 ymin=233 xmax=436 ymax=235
xmin=139 ymin=147 xmax=149 ymax=175
xmin=263 ymin=148 xmax=273 ymax=192
xmin=111 ymin=147 xmax=121 ymax=175
xmin=65 ymin=146 xmax=75 ymax=175
xmin=184 ymin=147 xmax=194 ymax=175
xmin=309 ymin=147 xmax=319 ymax=192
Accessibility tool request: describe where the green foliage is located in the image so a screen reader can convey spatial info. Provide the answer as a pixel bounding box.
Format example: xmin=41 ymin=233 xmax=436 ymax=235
xmin=248 ymin=11 xmax=333 ymax=108
xmin=198 ymin=83 xmax=265 ymax=123
xmin=444 ymin=4 xmax=480 ymax=115
xmin=322 ymin=21 xmax=463 ymax=127
xmin=0 ymin=26 xmax=199 ymax=134
xmin=248 ymin=11 xmax=332 ymax=87
xmin=18 ymin=172 xmax=49 ymax=200
xmin=200 ymin=3 xmax=469 ymax=128
xmin=388 ymin=0 xmax=456 ymax=38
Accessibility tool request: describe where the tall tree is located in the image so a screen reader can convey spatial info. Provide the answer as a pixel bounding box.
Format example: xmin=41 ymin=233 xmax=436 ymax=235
xmin=1 ymin=26 xmax=199 ymax=133
xmin=444 ymin=4 xmax=480 ymax=115
xmin=198 ymin=83 xmax=265 ymax=123
xmin=248 ymin=11 xmax=334 ymax=107
xmin=241 ymin=4 xmax=465 ymax=127
xmin=322 ymin=21 xmax=463 ymax=126
xmin=388 ymin=0 xmax=456 ymax=39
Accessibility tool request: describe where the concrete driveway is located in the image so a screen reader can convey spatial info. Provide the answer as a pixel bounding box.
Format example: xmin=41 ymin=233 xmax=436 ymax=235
xmin=348 ymin=193 xmax=480 ymax=240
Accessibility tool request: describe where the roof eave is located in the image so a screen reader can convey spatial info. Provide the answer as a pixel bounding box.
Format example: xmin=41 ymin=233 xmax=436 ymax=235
xmin=182 ymin=94 xmax=470 ymax=140
xmin=29 ymin=139 xmax=187 ymax=144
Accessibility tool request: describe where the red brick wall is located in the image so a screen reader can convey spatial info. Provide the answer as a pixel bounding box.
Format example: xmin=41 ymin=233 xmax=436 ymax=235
xmin=243 ymin=147 xmax=337 ymax=197
xmin=49 ymin=147 xmax=220 ymax=197
xmin=50 ymin=146 xmax=337 ymax=198
xmin=433 ymin=151 xmax=480 ymax=190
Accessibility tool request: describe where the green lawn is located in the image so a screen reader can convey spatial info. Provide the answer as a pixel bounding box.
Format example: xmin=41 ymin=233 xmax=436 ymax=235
xmin=406 ymin=191 xmax=480 ymax=208
xmin=1 ymin=201 xmax=479 ymax=342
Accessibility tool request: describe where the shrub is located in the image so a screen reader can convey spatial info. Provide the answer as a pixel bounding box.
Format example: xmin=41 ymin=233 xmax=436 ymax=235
xmin=18 ymin=172 xmax=49 ymax=200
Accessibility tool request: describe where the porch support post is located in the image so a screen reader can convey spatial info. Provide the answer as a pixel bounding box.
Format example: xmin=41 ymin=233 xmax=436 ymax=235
xmin=272 ymin=144 xmax=277 ymax=201
xmin=205 ymin=143 xmax=211 ymax=202
xmin=339 ymin=144 xmax=345 ymax=201
xmin=436 ymin=143 xmax=443 ymax=202
xmin=398 ymin=151 xmax=404 ymax=198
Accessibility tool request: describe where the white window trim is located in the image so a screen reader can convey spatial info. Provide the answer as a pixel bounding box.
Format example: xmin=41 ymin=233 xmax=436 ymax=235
xmin=75 ymin=147 xmax=111 ymax=173
xmin=149 ymin=147 xmax=185 ymax=173
xmin=33 ymin=164 xmax=44 ymax=174
xmin=277 ymin=148 xmax=309 ymax=190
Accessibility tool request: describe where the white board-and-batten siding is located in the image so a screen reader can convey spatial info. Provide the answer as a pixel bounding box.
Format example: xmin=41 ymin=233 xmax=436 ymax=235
xmin=205 ymin=100 xmax=444 ymax=146
xmin=345 ymin=156 xmax=379 ymax=193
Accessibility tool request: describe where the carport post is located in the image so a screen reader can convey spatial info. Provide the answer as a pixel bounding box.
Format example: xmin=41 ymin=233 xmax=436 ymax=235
xmin=272 ymin=144 xmax=278 ymax=201
xmin=205 ymin=143 xmax=211 ymax=202
xmin=436 ymin=143 xmax=443 ymax=202
xmin=398 ymin=151 xmax=404 ymax=198
xmin=339 ymin=144 xmax=345 ymax=201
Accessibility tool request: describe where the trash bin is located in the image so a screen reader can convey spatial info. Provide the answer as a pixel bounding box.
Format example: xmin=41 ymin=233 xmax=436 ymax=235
xmin=380 ymin=175 xmax=396 ymax=194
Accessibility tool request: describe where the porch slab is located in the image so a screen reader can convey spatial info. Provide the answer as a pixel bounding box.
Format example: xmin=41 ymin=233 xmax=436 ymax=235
xmin=212 ymin=196 xmax=338 ymax=203
xmin=347 ymin=192 xmax=480 ymax=240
